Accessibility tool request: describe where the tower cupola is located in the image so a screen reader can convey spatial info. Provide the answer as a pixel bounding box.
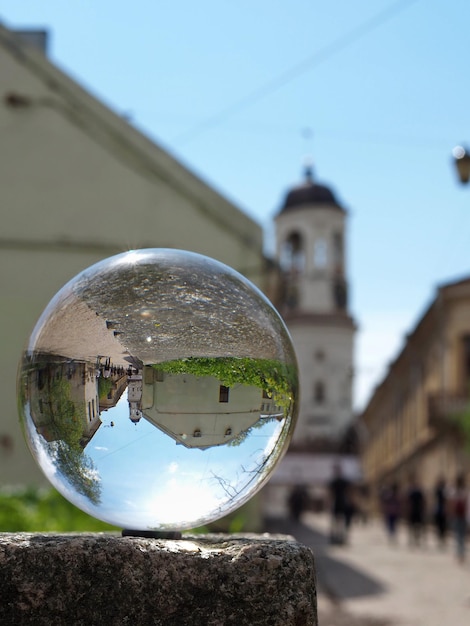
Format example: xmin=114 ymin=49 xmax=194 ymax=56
xmin=275 ymin=167 xmax=348 ymax=316
xmin=279 ymin=165 xmax=344 ymax=214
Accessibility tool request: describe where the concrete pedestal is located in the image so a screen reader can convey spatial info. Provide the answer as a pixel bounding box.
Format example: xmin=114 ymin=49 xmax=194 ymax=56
xmin=0 ymin=532 xmax=317 ymax=625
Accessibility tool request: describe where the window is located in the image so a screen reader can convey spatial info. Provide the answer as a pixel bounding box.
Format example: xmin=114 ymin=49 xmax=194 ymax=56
xmin=314 ymin=381 xmax=326 ymax=404
xmin=281 ymin=232 xmax=305 ymax=273
xmin=219 ymin=385 xmax=230 ymax=403
xmin=280 ymin=232 xmax=304 ymax=311
xmin=313 ymin=239 xmax=328 ymax=268
xmin=314 ymin=349 xmax=325 ymax=362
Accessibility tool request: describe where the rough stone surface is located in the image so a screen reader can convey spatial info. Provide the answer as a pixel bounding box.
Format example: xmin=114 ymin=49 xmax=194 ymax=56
xmin=0 ymin=532 xmax=317 ymax=625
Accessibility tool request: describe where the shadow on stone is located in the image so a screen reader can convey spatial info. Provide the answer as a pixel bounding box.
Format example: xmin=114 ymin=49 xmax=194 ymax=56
xmin=264 ymin=517 xmax=387 ymax=602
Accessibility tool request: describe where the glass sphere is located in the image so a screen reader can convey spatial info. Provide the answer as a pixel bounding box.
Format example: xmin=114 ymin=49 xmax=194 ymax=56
xmin=17 ymin=249 xmax=298 ymax=531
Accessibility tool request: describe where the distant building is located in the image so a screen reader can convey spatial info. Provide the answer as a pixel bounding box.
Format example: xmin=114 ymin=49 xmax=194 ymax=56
xmin=139 ymin=366 xmax=284 ymax=449
xmin=275 ymin=166 xmax=356 ymax=449
xmin=128 ymin=374 xmax=143 ymax=424
xmin=0 ymin=25 xmax=266 ymax=486
xmin=261 ymin=166 xmax=358 ymax=515
xmin=359 ymin=276 xmax=470 ymax=509
xmin=26 ymin=357 xmax=101 ymax=447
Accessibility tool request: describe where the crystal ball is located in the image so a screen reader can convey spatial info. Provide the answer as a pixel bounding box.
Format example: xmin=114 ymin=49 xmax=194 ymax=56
xmin=17 ymin=249 xmax=298 ymax=531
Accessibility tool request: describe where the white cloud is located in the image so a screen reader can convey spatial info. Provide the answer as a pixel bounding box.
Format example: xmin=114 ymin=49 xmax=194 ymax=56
xmin=167 ymin=461 xmax=179 ymax=474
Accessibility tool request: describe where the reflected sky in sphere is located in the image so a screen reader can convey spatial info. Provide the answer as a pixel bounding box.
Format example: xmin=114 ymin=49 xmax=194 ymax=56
xmin=17 ymin=249 xmax=298 ymax=531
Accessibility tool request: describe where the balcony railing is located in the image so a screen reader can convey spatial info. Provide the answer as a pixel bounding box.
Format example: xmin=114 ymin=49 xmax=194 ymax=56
xmin=428 ymin=393 xmax=470 ymax=430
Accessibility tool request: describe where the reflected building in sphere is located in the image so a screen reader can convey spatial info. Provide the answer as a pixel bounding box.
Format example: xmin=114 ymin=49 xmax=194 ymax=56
xmin=139 ymin=366 xmax=284 ymax=449
xmin=275 ymin=166 xmax=356 ymax=452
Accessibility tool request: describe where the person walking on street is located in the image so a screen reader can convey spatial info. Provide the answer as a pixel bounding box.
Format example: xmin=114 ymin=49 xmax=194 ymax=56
xmin=433 ymin=476 xmax=448 ymax=548
xmin=381 ymin=482 xmax=401 ymax=544
xmin=406 ymin=474 xmax=426 ymax=547
xmin=449 ymin=472 xmax=470 ymax=564
xmin=328 ymin=463 xmax=351 ymax=545
xmin=287 ymin=484 xmax=309 ymax=522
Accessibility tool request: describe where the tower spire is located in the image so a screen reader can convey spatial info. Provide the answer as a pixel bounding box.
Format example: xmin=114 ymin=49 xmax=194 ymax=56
xmin=301 ymin=127 xmax=314 ymax=183
xmin=304 ymin=160 xmax=314 ymax=183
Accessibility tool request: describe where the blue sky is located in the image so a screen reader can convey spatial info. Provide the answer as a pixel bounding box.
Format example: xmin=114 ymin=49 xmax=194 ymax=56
xmin=27 ymin=392 xmax=286 ymax=529
xmin=3 ymin=0 xmax=470 ymax=409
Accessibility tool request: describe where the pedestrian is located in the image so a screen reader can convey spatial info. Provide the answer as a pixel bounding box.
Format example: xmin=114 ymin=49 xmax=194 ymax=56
xmin=405 ymin=473 xmax=426 ymax=547
xmin=449 ymin=472 xmax=470 ymax=564
xmin=287 ymin=484 xmax=309 ymax=522
xmin=381 ymin=482 xmax=401 ymax=544
xmin=328 ymin=463 xmax=351 ymax=545
xmin=433 ymin=476 xmax=448 ymax=548
xmin=344 ymin=485 xmax=356 ymax=533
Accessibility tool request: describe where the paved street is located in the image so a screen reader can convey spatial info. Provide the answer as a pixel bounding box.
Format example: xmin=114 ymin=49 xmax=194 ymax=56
xmin=266 ymin=512 xmax=470 ymax=625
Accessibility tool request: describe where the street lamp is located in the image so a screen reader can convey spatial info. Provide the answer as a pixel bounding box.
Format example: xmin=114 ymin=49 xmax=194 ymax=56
xmin=452 ymin=145 xmax=470 ymax=184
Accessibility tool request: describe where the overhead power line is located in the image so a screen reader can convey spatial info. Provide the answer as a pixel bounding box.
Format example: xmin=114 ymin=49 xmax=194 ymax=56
xmin=172 ymin=0 xmax=421 ymax=146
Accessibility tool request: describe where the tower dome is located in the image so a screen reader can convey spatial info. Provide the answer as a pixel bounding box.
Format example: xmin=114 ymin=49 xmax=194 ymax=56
xmin=279 ymin=166 xmax=343 ymax=213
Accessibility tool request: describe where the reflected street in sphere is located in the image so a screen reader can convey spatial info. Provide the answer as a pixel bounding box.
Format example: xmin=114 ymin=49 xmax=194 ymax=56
xmin=17 ymin=249 xmax=298 ymax=531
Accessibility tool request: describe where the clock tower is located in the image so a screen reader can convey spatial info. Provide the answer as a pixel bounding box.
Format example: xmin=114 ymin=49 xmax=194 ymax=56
xmin=275 ymin=166 xmax=356 ymax=450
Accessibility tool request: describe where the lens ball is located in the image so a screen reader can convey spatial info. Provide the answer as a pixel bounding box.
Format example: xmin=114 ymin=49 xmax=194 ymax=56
xmin=18 ymin=249 xmax=298 ymax=531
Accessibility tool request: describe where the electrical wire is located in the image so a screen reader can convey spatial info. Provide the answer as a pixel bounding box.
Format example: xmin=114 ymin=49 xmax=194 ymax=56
xmin=172 ymin=0 xmax=421 ymax=146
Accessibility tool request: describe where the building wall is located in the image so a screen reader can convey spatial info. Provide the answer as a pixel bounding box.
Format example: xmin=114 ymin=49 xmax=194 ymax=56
xmin=142 ymin=373 xmax=269 ymax=448
xmin=360 ymin=279 xmax=470 ymax=511
xmin=289 ymin=322 xmax=354 ymax=444
xmin=0 ymin=28 xmax=266 ymax=486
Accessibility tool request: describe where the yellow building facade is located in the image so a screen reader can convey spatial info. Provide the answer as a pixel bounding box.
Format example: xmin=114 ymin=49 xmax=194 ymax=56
xmin=359 ymin=277 xmax=470 ymax=507
xmin=0 ymin=26 xmax=267 ymax=486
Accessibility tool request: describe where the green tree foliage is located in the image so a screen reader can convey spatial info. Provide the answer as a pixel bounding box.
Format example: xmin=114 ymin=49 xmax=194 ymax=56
xmin=34 ymin=370 xmax=102 ymax=504
xmin=40 ymin=375 xmax=84 ymax=446
xmin=153 ymin=356 xmax=297 ymax=448
xmin=154 ymin=356 xmax=297 ymax=400
xmin=54 ymin=442 xmax=101 ymax=505
xmin=98 ymin=376 xmax=113 ymax=400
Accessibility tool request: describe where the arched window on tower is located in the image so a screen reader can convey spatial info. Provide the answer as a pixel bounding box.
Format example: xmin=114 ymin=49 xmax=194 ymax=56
xmin=280 ymin=232 xmax=305 ymax=273
xmin=313 ymin=238 xmax=328 ymax=269
xmin=280 ymin=232 xmax=304 ymax=310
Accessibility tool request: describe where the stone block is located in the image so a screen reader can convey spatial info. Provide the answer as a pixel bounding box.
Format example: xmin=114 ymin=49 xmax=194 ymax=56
xmin=0 ymin=532 xmax=317 ymax=625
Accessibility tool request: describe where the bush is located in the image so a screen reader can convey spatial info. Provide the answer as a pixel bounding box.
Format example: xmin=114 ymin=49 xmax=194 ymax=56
xmin=0 ymin=487 xmax=259 ymax=534
xmin=0 ymin=487 xmax=118 ymax=532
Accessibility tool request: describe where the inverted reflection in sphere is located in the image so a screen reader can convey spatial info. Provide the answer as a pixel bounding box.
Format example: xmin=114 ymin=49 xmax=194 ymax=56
xmin=18 ymin=249 xmax=298 ymax=531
